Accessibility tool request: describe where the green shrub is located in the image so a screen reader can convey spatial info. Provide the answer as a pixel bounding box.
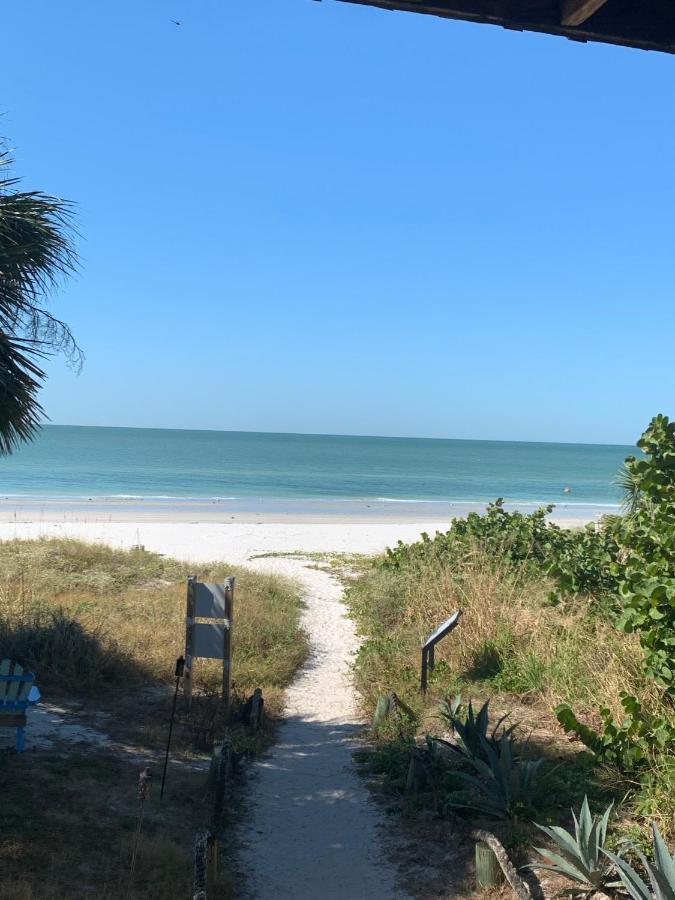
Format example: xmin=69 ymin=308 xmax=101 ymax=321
xmin=382 ymin=499 xmax=565 ymax=573
xmin=611 ymin=415 xmax=675 ymax=697
xmin=530 ymin=797 xmax=615 ymax=889
xmin=556 ymin=694 xmax=675 ymax=771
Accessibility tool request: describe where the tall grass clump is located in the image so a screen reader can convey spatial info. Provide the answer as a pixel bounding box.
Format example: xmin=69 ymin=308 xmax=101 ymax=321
xmin=0 ymin=537 xmax=307 ymax=706
xmin=347 ymin=545 xmax=653 ymax=723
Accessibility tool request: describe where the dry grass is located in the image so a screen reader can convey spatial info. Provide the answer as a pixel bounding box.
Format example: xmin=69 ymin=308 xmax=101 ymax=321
xmin=347 ymin=544 xmax=674 ymax=845
xmin=0 ymin=749 xmax=232 ymax=899
xmin=0 ymin=537 xmax=308 ymax=898
xmin=0 ymin=537 xmax=307 ymax=715
xmin=347 ymin=549 xmax=655 ymax=723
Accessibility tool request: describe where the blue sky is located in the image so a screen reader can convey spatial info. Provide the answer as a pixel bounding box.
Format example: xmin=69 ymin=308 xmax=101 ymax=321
xmin=2 ymin=0 xmax=673 ymax=444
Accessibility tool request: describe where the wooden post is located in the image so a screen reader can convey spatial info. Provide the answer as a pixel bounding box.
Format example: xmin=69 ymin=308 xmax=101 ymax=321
xmin=206 ymin=738 xmax=231 ymax=896
xmin=206 ymin=836 xmax=218 ymax=897
xmin=193 ymin=828 xmax=208 ymax=900
xmin=405 ymin=747 xmax=427 ymax=794
xmin=185 ymin=575 xmax=196 ymax=711
xmin=372 ymin=693 xmax=392 ymax=728
xmin=222 ymin=577 xmax=234 ymax=717
xmin=475 ymin=841 xmax=505 ymax=889
xmin=211 ymin=739 xmax=230 ymax=827
xmin=249 ymin=688 xmax=264 ymax=731
xmin=420 ymin=646 xmax=429 ymax=693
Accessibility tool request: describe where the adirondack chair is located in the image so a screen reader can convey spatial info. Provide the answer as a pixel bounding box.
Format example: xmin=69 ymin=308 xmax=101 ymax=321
xmin=0 ymin=659 xmax=40 ymax=753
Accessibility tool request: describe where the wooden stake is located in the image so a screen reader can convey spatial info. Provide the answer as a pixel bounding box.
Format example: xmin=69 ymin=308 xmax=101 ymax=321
xmin=206 ymin=836 xmax=218 ymax=897
xmin=193 ymin=828 xmax=208 ymax=900
xmin=475 ymin=841 xmax=504 ymax=888
xmin=184 ymin=575 xmax=196 ymax=712
xmin=222 ymin=577 xmax=234 ymax=717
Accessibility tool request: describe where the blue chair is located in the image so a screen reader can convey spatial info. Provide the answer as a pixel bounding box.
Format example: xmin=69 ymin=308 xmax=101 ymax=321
xmin=0 ymin=659 xmax=41 ymax=753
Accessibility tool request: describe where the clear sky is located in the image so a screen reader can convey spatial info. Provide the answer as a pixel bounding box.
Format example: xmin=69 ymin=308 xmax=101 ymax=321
xmin=2 ymin=1 xmax=673 ymax=444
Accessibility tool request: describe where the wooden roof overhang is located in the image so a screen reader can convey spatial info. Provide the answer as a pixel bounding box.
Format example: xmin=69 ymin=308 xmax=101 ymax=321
xmin=326 ymin=1 xmax=675 ymax=54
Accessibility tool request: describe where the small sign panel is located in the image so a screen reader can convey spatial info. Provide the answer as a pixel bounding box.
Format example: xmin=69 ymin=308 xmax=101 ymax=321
xmin=424 ymin=611 xmax=461 ymax=648
xmin=193 ymin=622 xmax=225 ymax=660
xmin=194 ymin=582 xmax=226 ymax=619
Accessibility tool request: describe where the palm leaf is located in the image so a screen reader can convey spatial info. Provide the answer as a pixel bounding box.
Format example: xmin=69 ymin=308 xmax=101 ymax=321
xmin=0 ymin=333 xmax=46 ymax=453
xmin=0 ymin=145 xmax=80 ymax=454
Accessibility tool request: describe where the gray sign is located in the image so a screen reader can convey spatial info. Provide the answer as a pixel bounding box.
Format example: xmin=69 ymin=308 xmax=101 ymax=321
xmin=194 ymin=582 xmax=226 ymax=619
xmin=193 ymin=622 xmax=226 ymax=660
xmin=424 ymin=611 xmax=461 ymax=648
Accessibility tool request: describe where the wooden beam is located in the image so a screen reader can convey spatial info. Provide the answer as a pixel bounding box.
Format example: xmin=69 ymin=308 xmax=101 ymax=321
xmin=561 ymin=0 xmax=609 ymax=27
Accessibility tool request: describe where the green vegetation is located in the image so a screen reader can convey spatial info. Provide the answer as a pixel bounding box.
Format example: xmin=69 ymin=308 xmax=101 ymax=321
xmin=0 ymin=537 xmax=306 ymax=707
xmin=530 ymin=797 xmax=615 ymax=889
xmin=0 ymin=146 xmax=80 ymax=454
xmin=347 ymin=414 xmax=675 ymax=877
xmin=605 ymin=823 xmax=675 ymax=900
xmin=0 ymin=538 xmax=307 ymax=897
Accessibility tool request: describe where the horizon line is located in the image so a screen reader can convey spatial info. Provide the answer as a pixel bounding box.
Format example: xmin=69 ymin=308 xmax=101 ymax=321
xmin=43 ymin=422 xmax=636 ymax=450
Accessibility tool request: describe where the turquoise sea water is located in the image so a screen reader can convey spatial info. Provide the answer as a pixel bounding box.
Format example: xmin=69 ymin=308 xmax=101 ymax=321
xmin=0 ymin=425 xmax=634 ymax=507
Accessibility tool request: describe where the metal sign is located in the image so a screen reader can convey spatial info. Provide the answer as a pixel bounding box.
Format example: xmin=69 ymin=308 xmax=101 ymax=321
xmin=184 ymin=575 xmax=235 ymax=713
xmin=193 ymin=622 xmax=226 ymax=660
xmin=194 ymin=583 xmax=226 ymax=619
xmin=421 ymin=609 xmax=462 ymax=693
xmin=424 ymin=611 xmax=461 ymax=649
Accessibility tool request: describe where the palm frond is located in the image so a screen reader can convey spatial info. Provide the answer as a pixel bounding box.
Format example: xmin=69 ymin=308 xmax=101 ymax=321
xmin=0 ymin=145 xmax=80 ymax=454
xmin=0 ymin=333 xmax=46 ymax=453
xmin=616 ymin=462 xmax=643 ymax=516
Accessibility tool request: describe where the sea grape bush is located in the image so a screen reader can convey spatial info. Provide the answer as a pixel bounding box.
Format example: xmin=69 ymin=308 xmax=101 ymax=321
xmin=556 ymin=693 xmax=675 ymax=770
xmin=545 ymin=523 xmax=621 ymax=607
xmin=381 ymin=414 xmax=675 ymax=768
xmin=384 ymin=499 xmax=571 ymax=574
xmin=382 ymin=497 xmax=619 ymax=604
xmin=611 ymin=415 xmax=675 ymax=696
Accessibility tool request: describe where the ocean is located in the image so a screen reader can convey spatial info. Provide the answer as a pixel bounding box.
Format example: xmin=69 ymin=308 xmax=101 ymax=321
xmin=0 ymin=424 xmax=633 ymax=509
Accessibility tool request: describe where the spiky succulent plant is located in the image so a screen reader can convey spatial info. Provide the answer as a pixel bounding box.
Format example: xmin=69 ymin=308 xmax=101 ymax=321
xmin=604 ymin=823 xmax=675 ymax=900
xmin=530 ymin=797 xmax=615 ymax=889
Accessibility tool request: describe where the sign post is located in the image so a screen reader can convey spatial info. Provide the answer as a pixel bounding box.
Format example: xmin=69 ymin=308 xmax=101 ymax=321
xmin=184 ymin=576 xmax=235 ymax=715
xmin=421 ymin=610 xmax=462 ymax=693
xmin=222 ymin=577 xmax=234 ymax=718
xmin=184 ymin=576 xmax=196 ymax=711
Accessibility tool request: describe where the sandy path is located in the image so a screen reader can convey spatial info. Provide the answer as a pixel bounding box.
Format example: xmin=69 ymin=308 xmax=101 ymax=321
xmin=238 ymin=556 xmax=408 ymax=899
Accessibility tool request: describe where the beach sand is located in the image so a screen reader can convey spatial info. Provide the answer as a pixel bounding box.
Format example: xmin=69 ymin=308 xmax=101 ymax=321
xmin=0 ymin=514 xmax=593 ymax=565
xmin=0 ymin=496 xmax=598 ymax=563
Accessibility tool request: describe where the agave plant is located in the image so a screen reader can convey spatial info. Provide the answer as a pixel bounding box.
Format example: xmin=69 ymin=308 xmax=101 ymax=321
xmin=604 ymin=823 xmax=675 ymax=900
xmin=438 ymin=697 xmax=518 ymax=764
xmin=530 ymin=797 xmax=615 ymax=889
xmin=451 ymin=731 xmax=542 ymax=819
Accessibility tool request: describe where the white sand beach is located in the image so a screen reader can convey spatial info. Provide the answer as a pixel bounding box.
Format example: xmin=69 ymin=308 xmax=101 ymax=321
xmin=0 ymin=487 xmax=601 ymax=564
xmin=0 ymin=510 xmax=594 ymax=566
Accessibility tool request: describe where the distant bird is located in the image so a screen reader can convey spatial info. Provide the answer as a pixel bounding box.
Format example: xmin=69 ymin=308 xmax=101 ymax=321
xmin=171 ymin=19 xmax=181 ymax=25
xmin=563 ymin=486 xmax=572 ymax=493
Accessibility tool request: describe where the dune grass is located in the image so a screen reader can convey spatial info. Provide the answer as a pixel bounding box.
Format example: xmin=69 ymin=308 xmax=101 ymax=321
xmin=347 ymin=547 xmax=655 ymax=722
xmin=345 ymin=542 xmax=672 ymax=843
xmin=0 ymin=537 xmax=307 ymax=898
xmin=0 ymin=537 xmax=306 ymax=708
